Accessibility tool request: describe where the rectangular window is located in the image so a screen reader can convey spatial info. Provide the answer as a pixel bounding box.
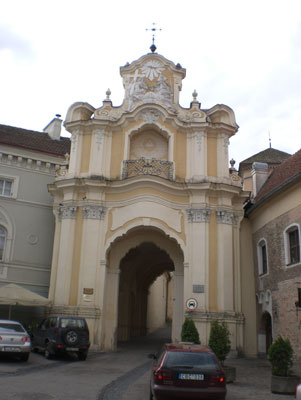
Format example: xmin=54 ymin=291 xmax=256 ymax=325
xmin=261 ymin=244 xmax=268 ymax=275
xmin=0 ymin=179 xmax=13 ymax=197
xmin=289 ymin=229 xmax=300 ymax=264
xmin=298 ymin=288 xmax=301 ymax=306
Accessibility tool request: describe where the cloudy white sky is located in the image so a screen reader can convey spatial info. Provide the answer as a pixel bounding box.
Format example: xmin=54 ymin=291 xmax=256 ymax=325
xmin=1 ymin=0 xmax=301 ymax=165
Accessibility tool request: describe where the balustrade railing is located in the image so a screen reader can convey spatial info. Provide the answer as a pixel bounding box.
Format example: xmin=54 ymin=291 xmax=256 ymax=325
xmin=122 ymin=158 xmax=173 ymax=180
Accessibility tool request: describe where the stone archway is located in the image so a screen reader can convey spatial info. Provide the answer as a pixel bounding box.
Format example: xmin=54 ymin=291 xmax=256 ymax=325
xmin=102 ymin=227 xmax=184 ymax=350
xmin=118 ymin=242 xmax=174 ymax=342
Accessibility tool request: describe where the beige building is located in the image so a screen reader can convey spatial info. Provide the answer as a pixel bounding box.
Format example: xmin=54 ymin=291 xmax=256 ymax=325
xmin=243 ymin=150 xmax=301 ymax=358
xmin=48 ymin=51 xmax=253 ymax=353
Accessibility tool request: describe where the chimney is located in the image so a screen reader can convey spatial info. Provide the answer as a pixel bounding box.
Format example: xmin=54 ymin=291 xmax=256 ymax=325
xmin=251 ymin=162 xmax=269 ymax=197
xmin=43 ymin=114 xmax=62 ymax=140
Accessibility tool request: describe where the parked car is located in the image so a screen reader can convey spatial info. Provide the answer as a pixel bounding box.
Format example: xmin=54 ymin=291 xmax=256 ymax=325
xmin=31 ymin=316 xmax=90 ymax=360
xmin=296 ymin=384 xmax=301 ymax=399
xmin=149 ymin=342 xmax=226 ymax=400
xmin=0 ymin=319 xmax=31 ymax=361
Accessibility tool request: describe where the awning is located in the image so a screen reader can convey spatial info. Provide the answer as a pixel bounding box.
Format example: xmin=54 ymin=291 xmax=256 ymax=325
xmin=0 ymin=283 xmax=51 ymax=306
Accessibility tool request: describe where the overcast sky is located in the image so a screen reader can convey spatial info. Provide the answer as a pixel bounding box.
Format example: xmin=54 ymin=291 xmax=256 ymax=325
xmin=1 ymin=0 xmax=301 ymax=165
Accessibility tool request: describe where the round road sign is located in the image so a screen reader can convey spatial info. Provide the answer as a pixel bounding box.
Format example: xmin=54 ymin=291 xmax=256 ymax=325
xmin=186 ymin=298 xmax=198 ymax=310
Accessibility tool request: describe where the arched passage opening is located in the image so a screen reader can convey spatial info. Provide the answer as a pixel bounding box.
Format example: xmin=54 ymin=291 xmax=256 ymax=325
xmin=103 ymin=227 xmax=184 ymax=350
xmin=118 ymin=242 xmax=174 ymax=342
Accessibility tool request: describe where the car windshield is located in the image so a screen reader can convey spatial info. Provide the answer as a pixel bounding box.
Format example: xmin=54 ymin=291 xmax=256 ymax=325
xmin=0 ymin=323 xmax=25 ymax=333
xmin=164 ymin=351 xmax=218 ymax=368
xmin=60 ymin=318 xmax=85 ymax=329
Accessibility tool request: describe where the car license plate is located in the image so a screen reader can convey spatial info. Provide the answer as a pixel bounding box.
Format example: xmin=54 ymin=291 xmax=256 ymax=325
xmin=2 ymin=347 xmax=21 ymax=352
xmin=179 ymin=373 xmax=204 ymax=380
xmin=66 ymin=348 xmax=79 ymax=351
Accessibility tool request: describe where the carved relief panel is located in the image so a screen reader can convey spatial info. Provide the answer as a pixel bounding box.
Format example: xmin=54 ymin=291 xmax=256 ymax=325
xmin=130 ymin=130 xmax=168 ymax=161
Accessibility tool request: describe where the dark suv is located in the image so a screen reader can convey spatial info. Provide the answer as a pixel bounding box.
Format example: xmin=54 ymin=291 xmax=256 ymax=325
xmin=32 ymin=316 xmax=90 ymax=361
xmin=149 ymin=343 xmax=226 ymax=400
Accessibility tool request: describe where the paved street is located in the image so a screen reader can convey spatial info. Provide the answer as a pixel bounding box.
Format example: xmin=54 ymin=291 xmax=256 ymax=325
xmin=0 ymin=326 xmax=300 ymax=400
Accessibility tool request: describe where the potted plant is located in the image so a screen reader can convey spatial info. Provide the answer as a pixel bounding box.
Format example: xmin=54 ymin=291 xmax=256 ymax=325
xmin=181 ymin=317 xmax=200 ymax=344
xmin=208 ymin=320 xmax=235 ymax=383
xmin=268 ymin=336 xmax=300 ymax=394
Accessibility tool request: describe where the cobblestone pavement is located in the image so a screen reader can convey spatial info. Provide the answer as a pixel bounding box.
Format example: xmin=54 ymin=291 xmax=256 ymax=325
xmin=0 ymin=325 xmax=300 ymax=400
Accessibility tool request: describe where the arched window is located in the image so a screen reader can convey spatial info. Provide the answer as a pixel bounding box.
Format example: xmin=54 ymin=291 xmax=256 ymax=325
xmin=284 ymin=224 xmax=300 ymax=266
xmin=257 ymin=238 xmax=268 ymax=276
xmin=0 ymin=226 xmax=6 ymax=261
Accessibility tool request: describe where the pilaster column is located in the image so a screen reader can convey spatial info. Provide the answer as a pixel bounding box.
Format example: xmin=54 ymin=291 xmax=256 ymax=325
xmin=90 ymin=129 xmax=110 ymax=176
xmin=217 ymin=134 xmax=230 ymax=178
xmin=68 ymin=129 xmax=82 ymax=176
xmin=186 ymin=208 xmax=211 ymax=311
xmin=172 ymin=268 xmax=184 ymax=343
xmin=216 ymin=210 xmax=234 ymax=311
xmin=186 ymin=131 xmax=207 ymax=180
xmin=53 ymin=206 xmax=77 ymax=304
xmin=103 ymin=268 xmax=120 ymax=350
xmin=78 ymin=206 xmax=106 ymax=306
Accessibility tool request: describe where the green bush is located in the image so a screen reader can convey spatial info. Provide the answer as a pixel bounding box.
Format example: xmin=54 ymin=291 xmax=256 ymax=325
xmin=208 ymin=320 xmax=231 ymax=365
xmin=181 ymin=318 xmax=200 ymax=344
xmin=268 ymin=336 xmax=293 ymax=376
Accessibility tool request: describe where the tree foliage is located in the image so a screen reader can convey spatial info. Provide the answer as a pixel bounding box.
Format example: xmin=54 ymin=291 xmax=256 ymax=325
xmin=268 ymin=336 xmax=293 ymax=376
xmin=181 ymin=318 xmax=200 ymax=344
xmin=208 ymin=320 xmax=231 ymax=365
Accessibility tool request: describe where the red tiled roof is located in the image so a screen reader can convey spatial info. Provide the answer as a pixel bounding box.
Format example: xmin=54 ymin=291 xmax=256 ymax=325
xmin=0 ymin=124 xmax=70 ymax=157
xmin=254 ymin=149 xmax=301 ymax=202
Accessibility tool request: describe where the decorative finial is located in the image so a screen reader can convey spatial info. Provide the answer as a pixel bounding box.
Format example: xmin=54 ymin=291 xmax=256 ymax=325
xmin=146 ymin=23 xmax=162 ymax=53
xmin=230 ymin=158 xmax=236 ymax=168
xmin=106 ymin=88 xmax=111 ymax=100
xmin=192 ymin=90 xmax=198 ymax=102
xmin=269 ymin=131 xmax=272 ymax=148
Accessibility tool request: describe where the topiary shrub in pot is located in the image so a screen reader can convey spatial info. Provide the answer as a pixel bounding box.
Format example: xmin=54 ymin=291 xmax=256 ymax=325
xmin=181 ymin=317 xmax=200 ymax=344
xmin=209 ymin=320 xmax=235 ymax=383
xmin=268 ymin=336 xmax=300 ymax=394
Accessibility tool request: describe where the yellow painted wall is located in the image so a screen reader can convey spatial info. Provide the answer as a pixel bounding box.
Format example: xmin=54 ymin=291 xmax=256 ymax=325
xmin=240 ymin=218 xmax=257 ymax=357
xmin=209 ymin=211 xmax=218 ymax=311
xmin=80 ymin=133 xmax=92 ymax=173
xmin=207 ymin=133 xmax=217 ymax=177
xmin=110 ymin=131 xmax=125 ymax=178
xmin=249 ymin=185 xmax=301 ymax=231
xmin=174 ymin=130 xmax=186 ymax=180
xmin=69 ymin=209 xmax=83 ymax=305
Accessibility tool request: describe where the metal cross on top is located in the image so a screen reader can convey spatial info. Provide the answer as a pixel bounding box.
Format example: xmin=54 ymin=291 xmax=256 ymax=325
xmin=146 ymin=23 xmax=162 ymax=53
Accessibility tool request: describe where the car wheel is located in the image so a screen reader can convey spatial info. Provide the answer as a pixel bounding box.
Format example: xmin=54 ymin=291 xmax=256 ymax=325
xmin=64 ymin=330 xmax=79 ymax=346
xmin=149 ymin=386 xmax=153 ymax=400
xmin=78 ymin=351 xmax=88 ymax=361
xmin=44 ymin=343 xmax=52 ymax=359
xmin=20 ymin=353 xmax=29 ymax=362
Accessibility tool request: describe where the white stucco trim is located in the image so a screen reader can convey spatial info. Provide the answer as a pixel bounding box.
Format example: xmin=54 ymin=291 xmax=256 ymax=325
xmin=0 ymin=205 xmax=15 ymax=262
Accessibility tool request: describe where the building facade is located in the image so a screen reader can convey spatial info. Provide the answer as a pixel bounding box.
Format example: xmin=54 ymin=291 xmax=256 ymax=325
xmin=48 ymin=51 xmax=251 ymax=353
xmin=243 ymin=150 xmax=301 ymax=358
xmin=0 ymin=121 xmax=69 ymax=320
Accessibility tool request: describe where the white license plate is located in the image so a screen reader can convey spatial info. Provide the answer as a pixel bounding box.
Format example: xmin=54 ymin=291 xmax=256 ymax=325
xmin=179 ymin=373 xmax=204 ymax=380
xmin=66 ymin=348 xmax=79 ymax=351
xmin=2 ymin=347 xmax=21 ymax=352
